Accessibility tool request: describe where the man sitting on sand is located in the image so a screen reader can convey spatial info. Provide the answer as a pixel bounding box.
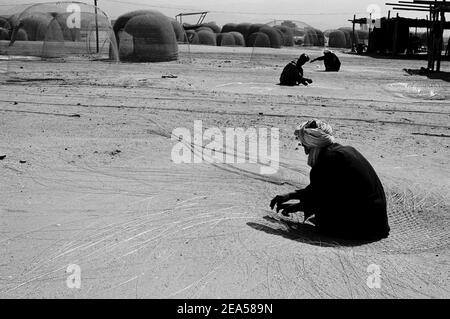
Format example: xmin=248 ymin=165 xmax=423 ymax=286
xmin=279 ymin=53 xmax=313 ymax=86
xmin=310 ymin=50 xmax=341 ymax=72
xmin=270 ymin=119 xmax=390 ymax=240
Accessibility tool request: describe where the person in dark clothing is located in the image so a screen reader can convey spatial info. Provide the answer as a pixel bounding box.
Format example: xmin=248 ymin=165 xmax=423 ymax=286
xmin=310 ymin=50 xmax=341 ymax=72
xmin=270 ymin=119 xmax=390 ymax=240
xmin=279 ymin=53 xmax=313 ymax=86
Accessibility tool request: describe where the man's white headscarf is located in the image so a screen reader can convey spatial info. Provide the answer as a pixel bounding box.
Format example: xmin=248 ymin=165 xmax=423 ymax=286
xmin=295 ymin=119 xmax=335 ymax=167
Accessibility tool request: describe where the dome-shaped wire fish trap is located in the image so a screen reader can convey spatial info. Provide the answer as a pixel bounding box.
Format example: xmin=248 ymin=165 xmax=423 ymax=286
xmin=328 ymin=30 xmax=347 ymax=48
xmin=114 ymin=10 xmax=179 ymax=62
xmin=0 ymin=1 xmax=119 ymax=61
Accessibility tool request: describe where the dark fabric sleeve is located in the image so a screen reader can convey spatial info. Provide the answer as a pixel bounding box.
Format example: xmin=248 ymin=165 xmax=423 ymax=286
xmin=294 ymin=187 xmax=309 ymax=197
xmin=293 ymin=185 xmax=313 ymax=211
xmin=295 ymin=150 xmax=345 ymax=216
xmin=314 ymin=56 xmax=325 ymax=61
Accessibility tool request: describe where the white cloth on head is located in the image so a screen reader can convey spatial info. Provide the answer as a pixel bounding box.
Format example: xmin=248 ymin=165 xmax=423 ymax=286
xmin=295 ymin=120 xmax=335 ymax=166
xmin=295 ymin=120 xmax=335 ymax=148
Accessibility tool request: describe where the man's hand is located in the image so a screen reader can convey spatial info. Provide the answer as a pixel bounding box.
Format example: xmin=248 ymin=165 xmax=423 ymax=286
xmin=277 ymin=203 xmax=304 ymax=216
xmin=303 ymin=210 xmax=314 ymax=222
xmin=300 ymin=78 xmax=312 ymax=86
xmin=270 ymin=193 xmax=293 ymax=210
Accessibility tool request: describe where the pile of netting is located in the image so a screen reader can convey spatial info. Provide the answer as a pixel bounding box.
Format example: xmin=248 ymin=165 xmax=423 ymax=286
xmin=323 ymin=28 xmax=369 ymax=48
xmin=113 ymin=10 xmax=181 ymax=62
xmin=266 ymin=20 xmax=324 ymax=47
xmin=182 ymin=20 xmax=324 ymax=49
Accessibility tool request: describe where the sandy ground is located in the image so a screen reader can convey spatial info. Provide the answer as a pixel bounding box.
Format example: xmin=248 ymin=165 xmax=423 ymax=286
xmin=0 ymin=45 xmax=449 ymax=298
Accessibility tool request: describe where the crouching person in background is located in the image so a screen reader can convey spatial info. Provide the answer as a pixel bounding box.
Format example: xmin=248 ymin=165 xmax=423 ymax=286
xmin=270 ymin=119 xmax=390 ymax=240
xmin=310 ymin=50 xmax=341 ymax=72
xmin=279 ymin=53 xmax=313 ymax=86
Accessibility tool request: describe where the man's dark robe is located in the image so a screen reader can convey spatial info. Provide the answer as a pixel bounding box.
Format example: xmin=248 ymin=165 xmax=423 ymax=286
xmin=315 ymin=52 xmax=341 ymax=71
xmin=295 ymin=143 xmax=390 ymax=240
xmin=279 ymin=60 xmax=305 ymax=86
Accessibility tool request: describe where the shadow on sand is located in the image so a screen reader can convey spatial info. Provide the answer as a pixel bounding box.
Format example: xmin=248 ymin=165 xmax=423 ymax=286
xmin=404 ymin=68 xmax=450 ymax=83
xmin=247 ymin=215 xmax=378 ymax=248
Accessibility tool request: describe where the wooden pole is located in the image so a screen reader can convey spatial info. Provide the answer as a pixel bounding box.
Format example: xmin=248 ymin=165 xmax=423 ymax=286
xmin=433 ymin=0 xmax=440 ymax=70
xmin=426 ymin=14 xmax=429 ymax=55
xmin=352 ymin=14 xmax=356 ymax=52
xmin=387 ymin=10 xmax=391 ymax=52
xmin=431 ymin=8 xmax=437 ymax=70
xmin=393 ymin=13 xmax=400 ymax=56
xmin=427 ymin=7 xmax=433 ymax=69
xmin=431 ymin=9 xmax=436 ymax=70
xmin=368 ymin=16 xmax=372 ymax=52
xmin=94 ymin=0 xmax=99 ymax=53
xmin=436 ymin=0 xmax=446 ymax=71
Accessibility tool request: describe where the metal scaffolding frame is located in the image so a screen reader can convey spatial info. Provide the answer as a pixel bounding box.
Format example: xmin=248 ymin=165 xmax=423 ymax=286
xmin=175 ymin=11 xmax=208 ymax=26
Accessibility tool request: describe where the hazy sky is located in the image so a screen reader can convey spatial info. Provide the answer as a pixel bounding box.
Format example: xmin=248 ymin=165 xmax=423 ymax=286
xmin=1 ymin=0 xmax=444 ymax=29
